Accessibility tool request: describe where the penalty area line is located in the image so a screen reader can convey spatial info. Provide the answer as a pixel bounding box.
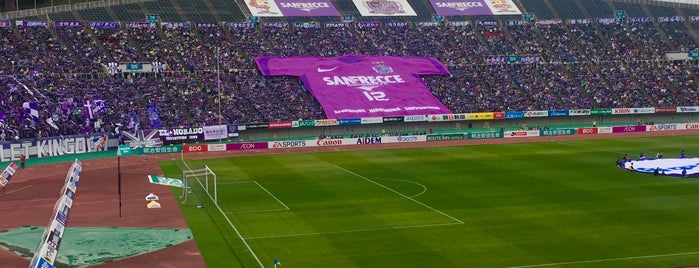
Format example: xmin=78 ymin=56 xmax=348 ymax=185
xmin=508 ymin=251 xmax=699 ymax=268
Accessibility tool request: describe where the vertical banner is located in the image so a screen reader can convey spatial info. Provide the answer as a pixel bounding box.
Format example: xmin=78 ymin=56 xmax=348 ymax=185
xmin=29 ymin=159 xmax=82 ymax=268
xmin=0 ymin=162 xmax=19 ymax=187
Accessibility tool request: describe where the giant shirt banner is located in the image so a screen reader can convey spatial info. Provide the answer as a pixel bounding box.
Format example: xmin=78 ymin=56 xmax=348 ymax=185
xmin=244 ymin=0 xmax=340 ymax=17
xmin=429 ymin=0 xmax=521 ymax=16
xmin=255 ymin=55 xmax=452 ymax=118
xmin=352 ymin=0 xmax=417 ymax=16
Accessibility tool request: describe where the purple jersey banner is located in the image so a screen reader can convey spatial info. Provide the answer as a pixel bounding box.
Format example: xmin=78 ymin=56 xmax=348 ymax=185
xmin=429 ymin=0 xmax=521 ymax=16
xmin=255 ymin=55 xmax=452 ymax=118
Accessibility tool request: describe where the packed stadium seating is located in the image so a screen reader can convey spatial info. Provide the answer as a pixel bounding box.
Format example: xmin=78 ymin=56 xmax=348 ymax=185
xmin=0 ymin=0 xmax=697 ymax=139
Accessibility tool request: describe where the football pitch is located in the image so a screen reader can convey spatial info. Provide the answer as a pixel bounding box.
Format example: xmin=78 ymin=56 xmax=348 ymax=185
xmin=159 ymin=135 xmax=699 ymax=268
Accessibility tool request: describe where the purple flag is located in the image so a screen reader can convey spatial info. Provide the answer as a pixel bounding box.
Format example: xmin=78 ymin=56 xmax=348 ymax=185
xmin=83 ymin=99 xmax=106 ymax=119
xmin=22 ymin=102 xmax=40 ymax=123
xmin=146 ymin=104 xmax=163 ymax=129
xmin=255 ymin=55 xmax=452 ymax=118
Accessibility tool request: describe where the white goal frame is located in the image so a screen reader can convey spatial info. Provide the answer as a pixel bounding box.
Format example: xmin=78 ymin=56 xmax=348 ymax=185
xmin=181 ymin=165 xmax=217 ymax=205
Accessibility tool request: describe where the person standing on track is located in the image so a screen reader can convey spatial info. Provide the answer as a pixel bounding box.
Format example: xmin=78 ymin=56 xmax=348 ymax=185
xmin=19 ymin=154 xmax=25 ymax=168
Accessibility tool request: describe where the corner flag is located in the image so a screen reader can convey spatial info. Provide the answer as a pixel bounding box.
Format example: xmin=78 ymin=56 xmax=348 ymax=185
xmin=274 ymin=259 xmax=282 ymax=266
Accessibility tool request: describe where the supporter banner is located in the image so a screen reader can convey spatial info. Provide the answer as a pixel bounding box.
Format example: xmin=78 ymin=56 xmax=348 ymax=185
xmin=183 ymin=144 xmax=208 ymax=153
xmin=293 ymin=22 xmax=319 ymax=28
xmin=228 ymin=22 xmax=256 ymax=28
xmin=142 ymin=145 xmax=181 ymax=154
xmin=658 ymin=16 xmax=684 ymax=23
xmin=263 ymin=22 xmax=288 ymax=28
xmin=339 ymin=118 xmax=361 ymax=125
xmin=126 ymin=22 xmax=154 ymax=28
xmin=227 ymin=125 xmax=240 ymax=138
xmin=90 ymin=22 xmax=120 ymax=29
xmin=647 ymin=124 xmax=682 ymax=132
xmin=227 ymin=142 xmax=269 ymax=150
xmin=612 ymin=125 xmax=646 ymax=133
xmin=540 ymin=128 xmax=575 ymax=136
xmin=361 ymin=117 xmax=383 ymax=124
xmin=158 ymin=127 xmax=204 ymax=143
xmin=315 ymin=119 xmax=338 ymax=126
xmin=628 ymin=17 xmax=653 ymax=23
xmin=612 ymin=108 xmax=632 ymax=115
xmin=569 ymin=109 xmax=591 ymax=116
xmin=355 ymin=21 xmax=381 ymax=28
xmin=590 ymin=108 xmax=612 ymax=115
xmin=293 ymin=120 xmax=316 ymax=127
xmin=244 ymin=0 xmax=339 ymax=17
xmin=505 ymin=111 xmax=524 ymax=119
xmin=485 ymin=55 xmax=540 ymax=64
xmin=18 ymin=21 xmax=48 ymax=27
xmin=122 ymin=129 xmax=161 ymax=149
xmin=0 ymin=162 xmax=19 ymax=187
xmin=383 ymin=116 xmax=404 ymax=122
xmin=428 ymin=114 xmax=467 ymax=122
xmin=524 ymin=110 xmax=548 ymax=117
xmin=353 ymin=0 xmax=417 ymax=16
xmin=597 ymin=18 xmax=622 ymax=24
xmin=385 ymin=21 xmax=410 ymax=27
xmin=677 ymin=106 xmax=699 ymax=113
xmin=203 ymin=125 xmax=229 ymax=140
xmin=0 ymin=20 xmax=10 ymax=28
xmin=536 ymin=19 xmax=562 ymax=26
xmin=54 ymin=21 xmax=84 ymax=28
xmin=269 ymin=121 xmax=293 ymax=129
xmin=427 ymin=133 xmax=464 ymax=141
xmin=404 ymin=115 xmax=428 ymax=122
xmin=208 ymin=144 xmax=226 ymax=152
xmin=324 ymin=22 xmax=347 ymax=28
xmin=196 ymin=22 xmax=219 ymax=28
xmin=504 ymin=130 xmax=540 ymax=138
xmin=429 ymin=0 xmax=521 ymax=16
xmin=577 ymin=127 xmax=598 ymax=135
xmin=548 ymin=110 xmax=569 ymax=117
xmin=161 ymin=22 xmax=191 ymax=29
xmin=0 ymin=133 xmax=116 ymax=162
xmin=256 ymin=55 xmax=452 ymax=118
xmin=466 ymin=112 xmax=494 ymax=120
xmin=493 ymin=112 xmax=505 ymax=119
xmin=567 ymin=19 xmax=591 ymax=25
xmin=468 ymin=131 xmax=502 ymax=139
xmin=655 ymin=107 xmax=677 ymax=114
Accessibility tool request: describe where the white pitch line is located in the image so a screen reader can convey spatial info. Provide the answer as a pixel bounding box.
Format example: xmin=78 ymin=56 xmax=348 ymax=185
xmin=374 ymin=177 xmax=427 ymax=198
xmin=182 ymin=161 xmax=265 ymax=268
xmin=554 ymin=141 xmax=625 ymax=155
xmin=244 ymin=222 xmax=462 ymax=240
xmin=253 ymin=181 xmax=289 ymax=210
xmin=224 ymin=208 xmax=289 ymax=214
xmin=508 ymin=251 xmax=699 ymax=268
xmin=5 ymin=185 xmax=32 ymax=194
xmin=333 ymin=165 xmax=464 ymax=224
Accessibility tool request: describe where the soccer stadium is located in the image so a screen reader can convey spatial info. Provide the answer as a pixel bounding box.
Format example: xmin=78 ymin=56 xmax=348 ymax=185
xmin=1 ymin=0 xmax=699 ymax=267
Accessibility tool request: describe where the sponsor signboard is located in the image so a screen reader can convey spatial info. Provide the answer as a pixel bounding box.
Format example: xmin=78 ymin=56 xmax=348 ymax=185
xmin=428 ymin=114 xmax=466 ymax=122
xmin=612 ymin=108 xmax=632 ymax=115
xmin=227 ymin=142 xmax=268 ymax=150
xmin=678 ymin=106 xmax=699 ymax=113
xmin=352 ymin=0 xmax=417 ymax=16
xmin=208 ymin=144 xmax=227 ymax=152
xmin=356 ymin=136 xmax=382 ymax=144
xmin=647 ymin=124 xmax=681 ymax=131
xmin=317 ymin=139 xmax=344 ymax=146
xmin=315 ymin=119 xmax=339 ymax=126
xmin=465 ymin=112 xmax=494 ymax=120
xmin=505 ymin=111 xmax=525 ymax=119
xmin=612 ymin=125 xmax=646 ymax=133
xmin=269 ymin=140 xmax=312 ymax=149
xmin=183 ymin=145 xmax=208 ymax=153
xmin=468 ymin=131 xmax=502 ymax=139
xmin=339 ymin=118 xmax=362 ymax=125
xmin=524 ymin=110 xmax=548 ymax=117
xmin=631 ymin=107 xmax=655 ymax=114
xmin=597 ymin=127 xmax=613 ymax=134
xmin=383 ymin=116 xmax=404 ymax=122
xmin=404 ymin=115 xmax=428 ymax=122
xmin=293 ymin=120 xmax=316 ymax=127
xmin=540 ymin=128 xmax=575 ymax=136
xmin=427 ymin=133 xmax=464 ymax=141
xmin=493 ymin=112 xmax=505 ymax=119
xmin=591 ymin=108 xmax=613 ymax=115
xmin=504 ymin=130 xmax=540 ymax=138
xmin=577 ymin=128 xmax=598 ymax=135
xmin=142 ymin=146 xmax=181 ymax=154
xmin=548 ymin=110 xmax=569 ymax=117
xmin=361 ymin=117 xmax=384 ymax=124
xmin=268 ymin=121 xmax=293 ymax=129
xmin=569 ymin=109 xmax=591 ymax=116
xmin=655 ymin=107 xmax=676 ymax=113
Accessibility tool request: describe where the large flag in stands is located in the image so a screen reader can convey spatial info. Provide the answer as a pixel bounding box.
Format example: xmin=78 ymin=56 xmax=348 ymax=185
xmin=254 ymin=55 xmax=452 ymax=118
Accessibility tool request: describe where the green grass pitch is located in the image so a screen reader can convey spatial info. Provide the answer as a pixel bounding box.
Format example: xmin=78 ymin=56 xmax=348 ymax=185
xmin=159 ymin=135 xmax=699 ymax=268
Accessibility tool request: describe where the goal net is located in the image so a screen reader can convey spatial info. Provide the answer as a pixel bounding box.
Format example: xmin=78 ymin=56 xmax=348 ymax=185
xmin=178 ymin=159 xmax=217 ymax=207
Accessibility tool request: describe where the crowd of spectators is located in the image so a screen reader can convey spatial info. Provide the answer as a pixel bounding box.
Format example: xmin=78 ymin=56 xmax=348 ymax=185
xmin=0 ymin=16 xmax=698 ymax=139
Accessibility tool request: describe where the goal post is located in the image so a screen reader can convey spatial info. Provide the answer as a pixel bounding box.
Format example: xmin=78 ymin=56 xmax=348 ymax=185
xmin=178 ymin=159 xmax=217 ymax=207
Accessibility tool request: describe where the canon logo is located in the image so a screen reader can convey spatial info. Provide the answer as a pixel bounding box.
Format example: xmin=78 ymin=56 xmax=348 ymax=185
xmin=317 ymin=139 xmax=343 ymax=146
xmin=686 ymin=123 xmax=699 ymax=129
